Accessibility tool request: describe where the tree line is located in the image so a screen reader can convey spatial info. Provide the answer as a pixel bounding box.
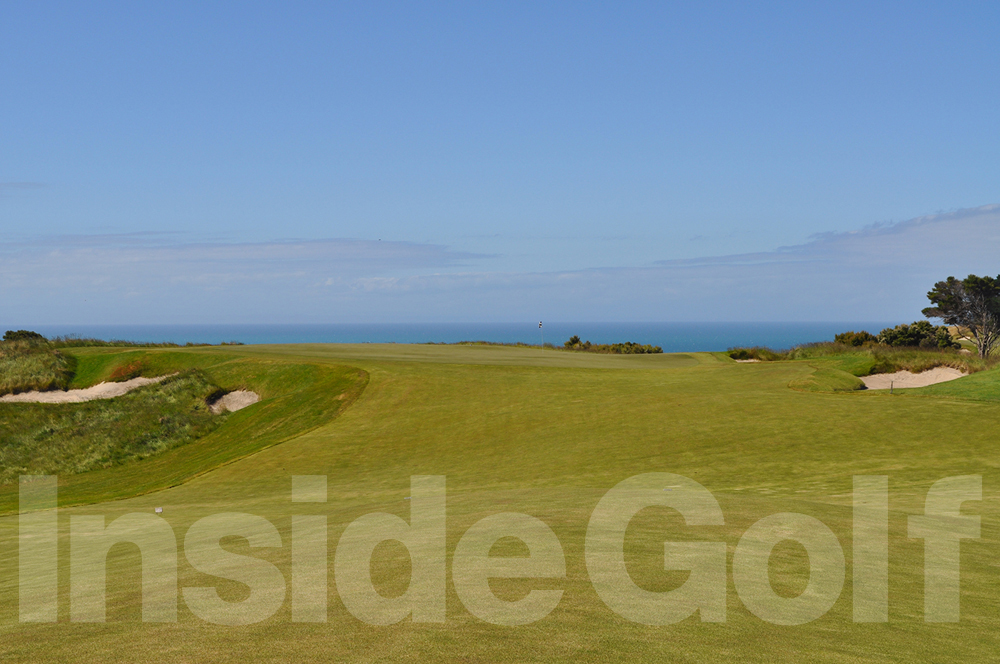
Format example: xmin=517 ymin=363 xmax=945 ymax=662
xmin=836 ymin=274 xmax=1000 ymax=358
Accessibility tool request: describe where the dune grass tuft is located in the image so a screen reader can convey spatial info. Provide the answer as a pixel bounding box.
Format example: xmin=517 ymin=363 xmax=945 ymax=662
xmin=0 ymin=370 xmax=224 ymax=484
xmin=0 ymin=340 xmax=76 ymax=396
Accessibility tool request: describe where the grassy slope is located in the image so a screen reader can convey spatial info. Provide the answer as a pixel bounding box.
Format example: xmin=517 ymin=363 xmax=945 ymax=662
xmin=0 ymin=345 xmax=998 ymax=662
xmin=731 ymin=342 xmax=996 ymax=376
xmin=909 ymin=364 xmax=1000 ymax=401
xmin=0 ymin=343 xmax=75 ymax=395
xmin=0 ymin=371 xmax=225 ymax=484
xmin=788 ymin=364 xmax=866 ymax=392
xmin=0 ymin=348 xmax=368 ymax=512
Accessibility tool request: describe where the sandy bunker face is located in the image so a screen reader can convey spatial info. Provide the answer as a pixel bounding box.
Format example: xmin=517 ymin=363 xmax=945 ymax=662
xmin=861 ymin=367 xmax=966 ymax=390
xmin=0 ymin=375 xmax=260 ymax=412
xmin=0 ymin=375 xmax=171 ymax=403
xmin=210 ymin=390 xmax=260 ymax=413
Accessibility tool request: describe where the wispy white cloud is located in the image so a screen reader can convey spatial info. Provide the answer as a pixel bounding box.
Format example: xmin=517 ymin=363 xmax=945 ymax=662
xmin=2 ymin=206 xmax=998 ymax=324
xmin=0 ymin=236 xmax=488 ymax=289
xmin=656 ymin=205 xmax=1000 ymax=269
xmin=321 ymin=204 xmax=1000 ymax=322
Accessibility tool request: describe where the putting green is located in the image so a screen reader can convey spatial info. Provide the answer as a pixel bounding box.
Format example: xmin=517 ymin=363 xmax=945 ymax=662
xmin=1 ymin=343 xmax=998 ymax=663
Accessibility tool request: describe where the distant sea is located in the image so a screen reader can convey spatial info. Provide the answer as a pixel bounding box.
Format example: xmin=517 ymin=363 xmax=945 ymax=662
xmin=26 ymin=322 xmax=901 ymax=354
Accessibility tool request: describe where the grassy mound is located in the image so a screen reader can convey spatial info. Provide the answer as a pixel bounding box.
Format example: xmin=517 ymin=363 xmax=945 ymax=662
xmin=729 ymin=342 xmax=995 ymax=393
xmin=729 ymin=341 xmax=994 ymax=375
xmin=0 ymin=340 xmax=76 ymax=396
xmin=0 ymin=333 xmax=249 ymax=397
xmin=906 ymin=364 xmax=1000 ymax=401
xmin=787 ymin=366 xmax=866 ymax=392
xmin=0 ymin=348 xmax=368 ymax=512
xmin=0 ymin=370 xmax=223 ymax=484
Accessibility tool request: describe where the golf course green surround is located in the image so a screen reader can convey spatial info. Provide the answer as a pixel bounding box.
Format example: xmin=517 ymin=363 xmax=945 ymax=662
xmin=2 ymin=343 xmax=998 ymax=662
xmin=0 ymin=348 xmax=368 ymax=513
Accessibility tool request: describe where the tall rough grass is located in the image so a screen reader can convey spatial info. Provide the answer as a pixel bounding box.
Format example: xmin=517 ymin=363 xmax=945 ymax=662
xmin=50 ymin=336 xmax=199 ymax=348
xmin=0 ymin=370 xmax=224 ymax=484
xmin=729 ymin=341 xmax=996 ymax=375
xmin=49 ymin=336 xmax=243 ymax=348
xmin=1 ymin=335 xmax=246 ymax=395
xmin=0 ymin=341 xmax=76 ymax=395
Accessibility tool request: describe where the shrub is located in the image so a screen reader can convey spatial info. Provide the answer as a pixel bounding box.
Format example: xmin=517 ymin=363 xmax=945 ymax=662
xmin=877 ymin=321 xmax=960 ymax=349
xmin=834 ymin=330 xmax=878 ymax=347
xmin=564 ymin=336 xmax=593 ymax=351
xmin=606 ymin=342 xmax=662 ymax=354
xmin=728 ymin=347 xmax=784 ymax=361
xmin=564 ymin=337 xmax=662 ymax=354
xmin=3 ymin=330 xmax=46 ymax=343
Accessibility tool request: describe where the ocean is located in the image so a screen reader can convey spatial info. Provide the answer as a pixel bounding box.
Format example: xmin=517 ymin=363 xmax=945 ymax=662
xmin=24 ymin=322 xmax=901 ymax=353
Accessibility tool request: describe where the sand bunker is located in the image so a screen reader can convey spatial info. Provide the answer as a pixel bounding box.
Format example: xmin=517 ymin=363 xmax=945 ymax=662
xmin=735 ymin=359 xmax=761 ymax=363
xmin=861 ymin=367 xmax=967 ymax=390
xmin=1 ymin=375 xmax=260 ymax=414
xmin=0 ymin=375 xmax=172 ymax=404
xmin=210 ymin=390 xmax=260 ymax=413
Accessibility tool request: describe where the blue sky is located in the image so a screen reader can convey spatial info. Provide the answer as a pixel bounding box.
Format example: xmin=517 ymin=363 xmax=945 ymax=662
xmin=2 ymin=2 xmax=999 ymax=323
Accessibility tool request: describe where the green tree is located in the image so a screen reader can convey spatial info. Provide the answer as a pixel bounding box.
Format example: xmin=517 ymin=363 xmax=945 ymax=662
xmin=876 ymin=321 xmax=959 ymax=349
xmin=834 ymin=330 xmax=878 ymax=346
xmin=3 ymin=330 xmax=46 ymax=343
xmin=922 ymin=275 xmax=1000 ymax=358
